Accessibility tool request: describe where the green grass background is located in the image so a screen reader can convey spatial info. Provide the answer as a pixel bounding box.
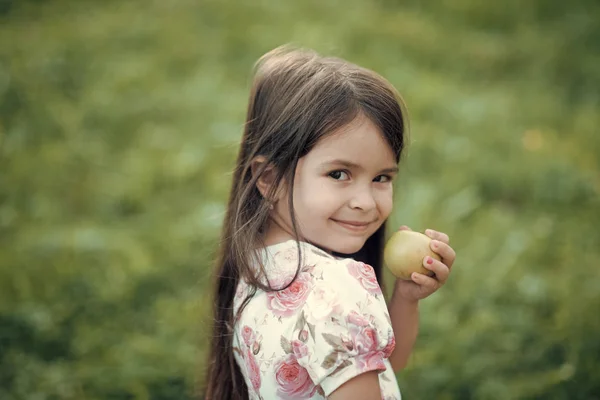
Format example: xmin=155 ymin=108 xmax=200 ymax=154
xmin=1 ymin=0 xmax=599 ymax=398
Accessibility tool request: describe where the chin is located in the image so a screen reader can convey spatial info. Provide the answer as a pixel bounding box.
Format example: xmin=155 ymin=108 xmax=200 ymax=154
xmin=329 ymin=240 xmax=366 ymax=256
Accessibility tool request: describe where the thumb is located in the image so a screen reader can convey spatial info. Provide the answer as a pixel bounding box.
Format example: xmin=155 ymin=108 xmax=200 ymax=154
xmin=398 ymin=225 xmax=412 ymax=231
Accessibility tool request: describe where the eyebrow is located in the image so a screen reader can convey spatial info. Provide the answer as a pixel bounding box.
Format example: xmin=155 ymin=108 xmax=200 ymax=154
xmin=321 ymin=159 xmax=399 ymax=174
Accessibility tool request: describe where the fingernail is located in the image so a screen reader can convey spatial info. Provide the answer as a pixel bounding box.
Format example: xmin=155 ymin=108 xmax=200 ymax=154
xmin=431 ymin=240 xmax=438 ymax=248
xmin=426 ymin=257 xmax=433 ymax=265
xmin=426 ymin=229 xmax=433 ymax=236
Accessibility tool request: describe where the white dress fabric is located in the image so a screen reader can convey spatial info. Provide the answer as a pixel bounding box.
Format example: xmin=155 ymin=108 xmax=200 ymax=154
xmin=232 ymin=239 xmax=402 ymax=400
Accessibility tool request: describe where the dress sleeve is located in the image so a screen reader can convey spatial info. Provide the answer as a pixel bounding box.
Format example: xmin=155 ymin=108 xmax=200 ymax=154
xmin=291 ymin=257 xmax=396 ymax=397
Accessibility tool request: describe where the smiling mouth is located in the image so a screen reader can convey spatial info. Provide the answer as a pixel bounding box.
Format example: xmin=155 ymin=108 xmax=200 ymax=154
xmin=332 ymin=219 xmax=374 ymax=231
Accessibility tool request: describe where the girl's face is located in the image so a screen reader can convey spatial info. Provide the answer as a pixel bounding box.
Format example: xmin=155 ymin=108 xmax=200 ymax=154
xmin=265 ymin=115 xmax=398 ymax=254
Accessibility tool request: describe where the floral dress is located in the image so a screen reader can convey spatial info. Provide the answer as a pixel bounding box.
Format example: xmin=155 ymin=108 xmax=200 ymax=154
xmin=232 ymin=240 xmax=402 ymax=400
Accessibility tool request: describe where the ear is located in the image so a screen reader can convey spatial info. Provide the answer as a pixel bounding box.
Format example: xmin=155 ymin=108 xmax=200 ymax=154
xmin=250 ymin=156 xmax=282 ymax=202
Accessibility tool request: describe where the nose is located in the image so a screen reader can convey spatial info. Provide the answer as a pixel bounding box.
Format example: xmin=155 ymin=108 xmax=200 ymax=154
xmin=349 ymin=187 xmax=377 ymax=211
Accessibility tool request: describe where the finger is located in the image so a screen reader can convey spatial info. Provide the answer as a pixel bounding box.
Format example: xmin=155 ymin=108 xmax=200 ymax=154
xmin=411 ymin=272 xmax=439 ymax=291
xmin=423 ymin=256 xmax=450 ymax=284
xmin=425 ymin=229 xmax=449 ymax=244
xmin=429 ymin=241 xmax=456 ymax=269
xmin=398 ymin=225 xmax=412 ymax=231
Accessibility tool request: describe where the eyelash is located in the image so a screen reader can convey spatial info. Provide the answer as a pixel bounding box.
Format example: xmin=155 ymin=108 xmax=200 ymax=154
xmin=328 ymin=170 xmax=392 ymax=183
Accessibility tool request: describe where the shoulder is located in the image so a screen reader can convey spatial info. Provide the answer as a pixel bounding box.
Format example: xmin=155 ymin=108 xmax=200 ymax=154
xmin=261 ymin=239 xmax=386 ymax=306
xmin=258 ymin=239 xmax=338 ymax=287
xmin=259 ymin=240 xmax=392 ymax=336
xmin=283 ymin=246 xmax=394 ymax=397
xmin=244 ymin=241 xmax=395 ymax=396
xmin=301 ymin=252 xmax=390 ymax=334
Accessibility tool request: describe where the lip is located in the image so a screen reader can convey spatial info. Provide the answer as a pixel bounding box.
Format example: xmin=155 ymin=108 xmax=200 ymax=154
xmin=332 ymin=219 xmax=374 ymax=232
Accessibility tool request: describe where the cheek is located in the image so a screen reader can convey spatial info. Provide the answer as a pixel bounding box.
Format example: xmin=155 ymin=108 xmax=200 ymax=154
xmin=294 ymin=175 xmax=338 ymax=213
xmin=377 ymin=188 xmax=394 ymax=218
xmin=294 ymin=185 xmax=338 ymax=215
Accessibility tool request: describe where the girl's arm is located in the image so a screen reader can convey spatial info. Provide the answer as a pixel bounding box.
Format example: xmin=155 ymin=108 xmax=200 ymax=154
xmin=385 ymin=227 xmax=456 ymax=372
xmin=387 ymin=283 xmax=419 ymax=372
xmin=328 ymin=371 xmax=382 ymax=400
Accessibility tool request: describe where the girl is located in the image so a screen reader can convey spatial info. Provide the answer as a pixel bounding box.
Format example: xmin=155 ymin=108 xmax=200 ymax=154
xmin=204 ymin=45 xmax=456 ymax=400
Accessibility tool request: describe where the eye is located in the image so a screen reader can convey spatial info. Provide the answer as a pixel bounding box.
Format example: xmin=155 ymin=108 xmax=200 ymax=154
xmin=374 ymin=175 xmax=392 ymax=183
xmin=328 ymin=170 xmax=350 ymax=181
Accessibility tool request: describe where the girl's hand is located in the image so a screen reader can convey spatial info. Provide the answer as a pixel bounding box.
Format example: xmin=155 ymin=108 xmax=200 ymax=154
xmin=392 ymin=226 xmax=456 ymax=303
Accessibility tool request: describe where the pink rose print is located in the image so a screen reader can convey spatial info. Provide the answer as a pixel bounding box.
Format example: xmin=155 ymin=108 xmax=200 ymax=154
xmin=307 ymin=286 xmax=343 ymax=321
xmin=245 ymin=348 xmax=261 ymax=392
xmin=291 ymin=339 xmax=309 ymax=359
xmin=346 ymin=310 xmax=370 ymax=327
xmin=274 ymin=247 xmax=299 ymax=264
xmin=352 ymin=325 xmax=379 ymax=353
xmin=275 ymin=354 xmax=317 ymax=399
xmin=346 ymin=261 xmax=382 ymax=295
xmin=266 ymin=273 xmax=313 ymax=318
xmin=242 ymin=325 xmax=256 ymax=347
xmin=356 ymin=351 xmax=386 ymax=372
xmin=299 ymin=329 xmax=309 ymax=342
xmin=381 ymin=330 xmax=396 ymax=358
xmin=348 ymin=324 xmax=387 ymax=371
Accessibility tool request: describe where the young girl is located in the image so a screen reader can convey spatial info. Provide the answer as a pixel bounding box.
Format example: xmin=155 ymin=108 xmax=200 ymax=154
xmin=204 ymin=45 xmax=456 ymax=400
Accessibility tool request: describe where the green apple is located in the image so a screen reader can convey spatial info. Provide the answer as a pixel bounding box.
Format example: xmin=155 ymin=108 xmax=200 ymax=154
xmin=384 ymin=230 xmax=441 ymax=280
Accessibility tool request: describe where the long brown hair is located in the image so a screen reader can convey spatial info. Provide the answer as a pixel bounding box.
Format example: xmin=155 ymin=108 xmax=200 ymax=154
xmin=203 ymin=45 xmax=407 ymax=399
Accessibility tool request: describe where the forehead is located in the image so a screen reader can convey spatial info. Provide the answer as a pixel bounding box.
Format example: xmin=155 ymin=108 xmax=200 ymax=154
xmin=304 ymin=116 xmax=397 ymax=168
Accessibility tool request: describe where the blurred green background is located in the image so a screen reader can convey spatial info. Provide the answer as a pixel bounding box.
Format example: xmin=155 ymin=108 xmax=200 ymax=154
xmin=1 ymin=0 xmax=599 ymax=399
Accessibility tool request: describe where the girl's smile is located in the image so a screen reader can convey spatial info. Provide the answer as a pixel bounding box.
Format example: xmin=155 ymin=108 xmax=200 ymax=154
xmin=331 ymin=218 xmax=376 ymax=233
